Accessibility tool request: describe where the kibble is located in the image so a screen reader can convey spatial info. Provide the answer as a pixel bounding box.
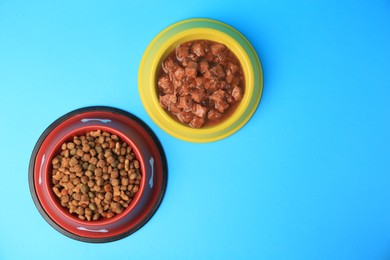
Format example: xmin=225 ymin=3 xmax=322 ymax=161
xmin=51 ymin=130 xmax=142 ymax=221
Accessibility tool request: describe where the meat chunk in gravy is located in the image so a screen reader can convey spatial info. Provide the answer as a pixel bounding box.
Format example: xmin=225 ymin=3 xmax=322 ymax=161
xmin=157 ymin=40 xmax=245 ymax=128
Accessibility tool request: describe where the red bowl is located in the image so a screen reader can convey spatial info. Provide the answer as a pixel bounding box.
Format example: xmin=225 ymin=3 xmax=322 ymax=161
xmin=29 ymin=106 xmax=167 ymax=242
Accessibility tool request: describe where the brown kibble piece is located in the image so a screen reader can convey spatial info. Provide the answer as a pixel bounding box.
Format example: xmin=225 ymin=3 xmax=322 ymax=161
xmin=113 ymin=195 xmax=121 ymax=202
xmin=81 ymin=194 xmax=89 ymax=202
xmin=80 ymin=184 xmax=89 ymax=194
xmin=73 ymin=164 xmax=83 ymax=173
xmin=76 ymin=206 xmax=84 ymax=215
xmin=82 ymin=144 xmax=91 ymax=152
xmin=121 ymin=178 xmax=129 ymax=186
xmin=113 ymin=186 xmax=121 ymax=197
xmin=52 ymin=158 xmax=60 ymax=165
xmin=61 ymin=195 xmax=70 ymax=203
xmin=63 ymin=150 xmax=69 ymax=158
xmin=67 ymin=142 xmax=75 ymax=150
xmin=111 ymin=178 xmax=119 ymax=187
xmin=82 ymin=153 xmax=90 ymax=162
xmin=112 ymin=203 xmax=123 ymax=214
xmin=85 ymin=170 xmax=93 ymax=177
xmin=105 ymin=192 xmax=113 ymax=201
xmin=76 ymin=149 xmax=84 ymax=157
xmin=85 ymin=208 xmax=92 ymax=216
xmin=104 ymin=184 xmax=113 ymax=193
xmin=134 ymin=160 xmax=139 ymax=169
xmin=92 ymin=213 xmax=100 ymax=220
xmin=89 ymin=203 xmax=97 ymax=211
xmin=106 ymin=212 xmax=115 ymax=219
xmin=87 ymin=180 xmax=94 ymax=188
xmin=73 ymin=192 xmax=81 ymax=201
xmin=69 ymin=157 xmax=78 ymax=167
xmin=69 ymin=148 xmax=76 ymax=156
xmin=52 ymin=187 xmax=60 ymax=198
xmin=89 ymin=156 xmax=98 ymax=165
xmin=67 ymin=182 xmax=75 ymax=191
xmin=120 ymin=191 xmax=130 ymax=201
xmin=110 ymin=170 xmax=119 ymax=179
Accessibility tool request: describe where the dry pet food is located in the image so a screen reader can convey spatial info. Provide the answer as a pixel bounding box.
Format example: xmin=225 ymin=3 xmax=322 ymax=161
xmin=157 ymin=40 xmax=245 ymax=128
xmin=51 ymin=130 xmax=142 ymax=221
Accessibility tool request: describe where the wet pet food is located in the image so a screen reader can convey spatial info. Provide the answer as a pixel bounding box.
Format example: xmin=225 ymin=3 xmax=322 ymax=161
xmin=157 ymin=40 xmax=245 ymax=128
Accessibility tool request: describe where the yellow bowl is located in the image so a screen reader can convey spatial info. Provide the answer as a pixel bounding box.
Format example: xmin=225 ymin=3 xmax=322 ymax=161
xmin=138 ymin=18 xmax=263 ymax=142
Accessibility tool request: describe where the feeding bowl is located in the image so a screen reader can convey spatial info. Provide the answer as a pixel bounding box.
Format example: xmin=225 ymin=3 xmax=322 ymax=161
xmin=138 ymin=18 xmax=263 ymax=142
xmin=28 ymin=106 xmax=167 ymax=242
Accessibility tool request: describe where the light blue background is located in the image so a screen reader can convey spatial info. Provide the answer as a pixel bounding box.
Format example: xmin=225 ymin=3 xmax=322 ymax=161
xmin=0 ymin=0 xmax=389 ymax=259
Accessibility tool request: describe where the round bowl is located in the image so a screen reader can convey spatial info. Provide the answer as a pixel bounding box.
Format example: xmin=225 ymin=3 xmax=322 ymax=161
xmin=28 ymin=106 xmax=167 ymax=243
xmin=138 ymin=18 xmax=263 ymax=142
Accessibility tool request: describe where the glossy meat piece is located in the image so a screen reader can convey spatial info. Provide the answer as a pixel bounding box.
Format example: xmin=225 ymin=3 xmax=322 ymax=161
xmin=163 ymin=58 xmax=176 ymax=73
xmin=185 ymin=61 xmax=198 ymax=78
xmin=191 ymin=42 xmax=205 ymax=57
xmin=177 ymin=84 xmax=191 ymax=96
xmin=174 ymin=67 xmax=185 ymax=81
xmin=192 ymin=104 xmax=208 ymax=118
xmin=210 ymin=43 xmax=225 ymax=55
xmin=159 ymin=94 xmax=177 ymax=109
xmin=207 ymin=109 xmax=222 ymax=121
xmin=199 ymin=60 xmax=209 ymax=74
xmin=178 ymin=95 xmax=193 ymax=112
xmin=177 ymin=111 xmax=194 ymax=123
xmin=191 ymin=88 xmax=207 ymax=103
xmin=189 ymin=116 xmax=205 ymax=128
xmin=168 ymin=102 xmax=181 ymax=114
xmin=157 ymin=76 xmax=173 ymax=94
xmin=232 ymin=86 xmax=242 ymax=101
xmin=195 ymin=77 xmax=204 ymax=87
xmin=210 ymin=90 xmax=229 ymax=113
xmin=176 ymin=45 xmax=189 ymax=61
xmin=210 ymin=89 xmax=226 ymax=103
xmin=210 ymin=64 xmax=226 ymax=79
